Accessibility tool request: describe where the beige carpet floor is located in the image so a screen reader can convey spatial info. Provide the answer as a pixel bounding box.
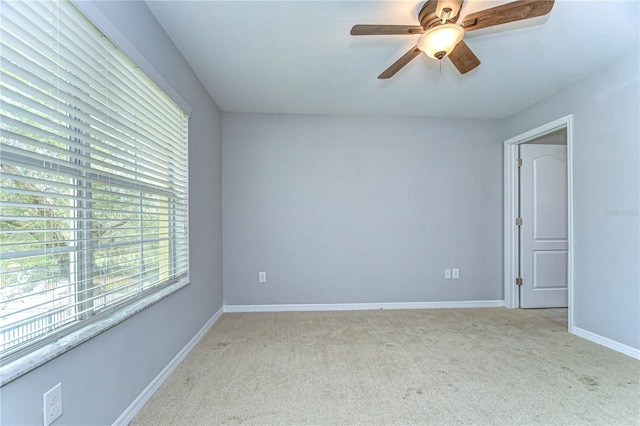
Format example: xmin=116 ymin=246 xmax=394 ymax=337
xmin=132 ymin=308 xmax=639 ymax=425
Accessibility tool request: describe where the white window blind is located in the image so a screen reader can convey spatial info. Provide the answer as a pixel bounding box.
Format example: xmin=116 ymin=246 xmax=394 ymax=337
xmin=0 ymin=0 xmax=189 ymax=361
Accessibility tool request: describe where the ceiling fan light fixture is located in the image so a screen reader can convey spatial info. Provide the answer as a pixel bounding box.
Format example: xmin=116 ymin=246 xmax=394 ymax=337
xmin=417 ymin=23 xmax=465 ymax=60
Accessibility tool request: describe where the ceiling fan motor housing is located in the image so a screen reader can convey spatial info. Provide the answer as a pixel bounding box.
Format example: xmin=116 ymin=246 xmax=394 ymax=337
xmin=419 ymin=0 xmax=461 ymax=29
xmin=435 ymin=0 xmax=464 ymax=22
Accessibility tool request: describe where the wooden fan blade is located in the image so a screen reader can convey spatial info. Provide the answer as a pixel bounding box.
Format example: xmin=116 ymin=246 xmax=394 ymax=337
xmin=351 ymin=25 xmax=424 ymax=36
xmin=461 ymin=0 xmax=554 ymax=32
xmin=378 ymin=46 xmax=422 ymax=79
xmin=448 ymin=41 xmax=480 ymax=74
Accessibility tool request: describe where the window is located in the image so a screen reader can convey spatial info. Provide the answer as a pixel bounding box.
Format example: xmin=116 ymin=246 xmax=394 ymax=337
xmin=0 ymin=0 xmax=189 ymax=364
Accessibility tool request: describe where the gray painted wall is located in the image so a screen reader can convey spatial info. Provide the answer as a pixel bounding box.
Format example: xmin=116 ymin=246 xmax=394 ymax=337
xmin=222 ymin=114 xmax=503 ymax=305
xmin=502 ymin=55 xmax=640 ymax=350
xmin=1 ymin=2 xmax=223 ymax=425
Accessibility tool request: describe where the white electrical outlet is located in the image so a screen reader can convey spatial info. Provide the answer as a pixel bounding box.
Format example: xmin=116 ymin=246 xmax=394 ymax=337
xmin=43 ymin=383 xmax=63 ymax=426
xmin=444 ymin=269 xmax=451 ymax=279
xmin=452 ymin=268 xmax=459 ymax=279
xmin=259 ymin=272 xmax=267 ymax=283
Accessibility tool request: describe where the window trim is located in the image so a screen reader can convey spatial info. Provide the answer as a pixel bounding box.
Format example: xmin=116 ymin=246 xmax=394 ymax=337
xmin=0 ymin=279 xmax=189 ymax=386
xmin=0 ymin=1 xmax=192 ymax=385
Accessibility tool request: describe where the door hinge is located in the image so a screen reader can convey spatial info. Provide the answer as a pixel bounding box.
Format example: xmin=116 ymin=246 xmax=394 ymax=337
xmin=515 ymin=217 xmax=523 ymax=226
xmin=515 ymin=277 xmax=523 ymax=286
xmin=515 ymin=158 xmax=522 ymax=167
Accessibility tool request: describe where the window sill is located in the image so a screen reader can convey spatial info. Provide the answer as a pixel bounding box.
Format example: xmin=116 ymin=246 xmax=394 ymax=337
xmin=0 ymin=279 xmax=189 ymax=386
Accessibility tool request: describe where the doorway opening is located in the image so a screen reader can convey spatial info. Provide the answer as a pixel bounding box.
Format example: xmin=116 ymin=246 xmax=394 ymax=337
xmin=503 ymin=115 xmax=575 ymax=332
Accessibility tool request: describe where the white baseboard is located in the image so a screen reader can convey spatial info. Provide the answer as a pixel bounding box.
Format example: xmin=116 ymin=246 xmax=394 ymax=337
xmin=572 ymin=327 xmax=640 ymax=360
xmin=113 ymin=307 xmax=224 ymax=426
xmin=223 ymin=300 xmax=504 ymax=313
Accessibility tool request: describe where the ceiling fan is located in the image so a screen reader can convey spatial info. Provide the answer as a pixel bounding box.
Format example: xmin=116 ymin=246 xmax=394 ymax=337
xmin=351 ymin=0 xmax=554 ymax=79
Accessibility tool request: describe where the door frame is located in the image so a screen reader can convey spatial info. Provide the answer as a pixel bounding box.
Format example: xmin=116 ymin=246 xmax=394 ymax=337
xmin=503 ymin=115 xmax=575 ymax=331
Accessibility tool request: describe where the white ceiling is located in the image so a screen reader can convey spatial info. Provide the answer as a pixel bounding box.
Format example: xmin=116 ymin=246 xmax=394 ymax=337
xmin=146 ymin=0 xmax=639 ymax=119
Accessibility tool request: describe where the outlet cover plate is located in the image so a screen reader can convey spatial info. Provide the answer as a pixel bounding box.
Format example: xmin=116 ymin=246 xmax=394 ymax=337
xmin=43 ymin=383 xmax=63 ymax=426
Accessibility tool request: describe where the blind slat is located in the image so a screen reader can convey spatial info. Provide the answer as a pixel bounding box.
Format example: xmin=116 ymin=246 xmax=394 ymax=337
xmin=0 ymin=170 xmax=188 ymax=204
xmin=2 ymin=11 xmax=186 ymax=154
xmin=1 ymin=102 xmax=186 ymax=185
xmin=1 ymin=86 xmax=186 ymax=178
xmin=0 ymin=150 xmax=185 ymax=198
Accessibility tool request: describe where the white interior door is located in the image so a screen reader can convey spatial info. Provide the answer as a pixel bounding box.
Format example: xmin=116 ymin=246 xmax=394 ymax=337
xmin=520 ymin=144 xmax=568 ymax=308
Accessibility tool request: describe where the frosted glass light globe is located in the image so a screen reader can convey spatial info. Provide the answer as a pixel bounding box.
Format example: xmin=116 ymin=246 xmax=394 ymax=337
xmin=417 ymin=24 xmax=465 ymax=59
